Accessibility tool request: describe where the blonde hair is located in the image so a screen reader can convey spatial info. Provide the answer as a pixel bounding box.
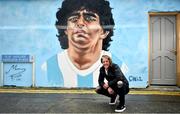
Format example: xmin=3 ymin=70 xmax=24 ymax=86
xmin=101 ymin=55 xmax=112 ymax=66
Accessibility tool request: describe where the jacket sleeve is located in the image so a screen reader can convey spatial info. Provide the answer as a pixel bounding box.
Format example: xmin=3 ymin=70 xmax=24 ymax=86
xmin=108 ymin=64 xmax=125 ymax=87
xmin=98 ymin=68 xmax=105 ymax=87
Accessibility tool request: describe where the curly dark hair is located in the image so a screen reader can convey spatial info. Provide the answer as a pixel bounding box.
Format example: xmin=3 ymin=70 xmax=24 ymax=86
xmin=55 ymin=0 xmax=115 ymax=51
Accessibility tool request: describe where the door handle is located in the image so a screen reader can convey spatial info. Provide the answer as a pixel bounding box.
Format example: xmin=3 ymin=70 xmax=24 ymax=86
xmin=170 ymin=49 xmax=177 ymax=55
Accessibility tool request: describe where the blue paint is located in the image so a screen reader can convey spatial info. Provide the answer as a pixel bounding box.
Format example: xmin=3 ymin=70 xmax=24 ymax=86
xmin=77 ymin=74 xmax=93 ymax=88
xmin=2 ymin=55 xmax=31 ymax=62
xmin=47 ymin=55 xmax=64 ymax=87
xmin=3 ymin=63 xmax=32 ymax=87
xmin=0 ymin=0 xmax=180 ymax=88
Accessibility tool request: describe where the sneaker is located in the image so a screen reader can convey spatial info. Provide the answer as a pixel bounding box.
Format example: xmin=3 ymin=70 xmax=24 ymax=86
xmin=115 ymin=105 xmax=126 ymax=113
xmin=109 ymin=94 xmax=117 ymax=105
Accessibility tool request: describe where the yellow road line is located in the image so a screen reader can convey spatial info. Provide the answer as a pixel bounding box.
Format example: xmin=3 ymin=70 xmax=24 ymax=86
xmin=0 ymin=89 xmax=180 ymax=96
xmin=129 ymin=90 xmax=180 ymax=96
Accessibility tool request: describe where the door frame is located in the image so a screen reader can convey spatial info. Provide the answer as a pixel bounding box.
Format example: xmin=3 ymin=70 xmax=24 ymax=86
xmin=148 ymin=12 xmax=180 ymax=87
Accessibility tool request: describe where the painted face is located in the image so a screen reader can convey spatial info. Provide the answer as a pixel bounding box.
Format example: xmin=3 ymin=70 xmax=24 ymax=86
xmin=102 ymin=57 xmax=110 ymax=69
xmin=65 ymin=9 xmax=108 ymax=52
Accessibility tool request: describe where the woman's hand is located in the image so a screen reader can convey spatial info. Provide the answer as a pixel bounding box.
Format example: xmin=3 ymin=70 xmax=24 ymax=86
xmin=107 ymin=87 xmax=114 ymax=95
xmin=103 ymin=83 xmax=109 ymax=89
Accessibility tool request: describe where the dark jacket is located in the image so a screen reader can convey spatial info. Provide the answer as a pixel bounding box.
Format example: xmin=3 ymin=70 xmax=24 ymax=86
xmin=98 ymin=63 xmax=129 ymax=88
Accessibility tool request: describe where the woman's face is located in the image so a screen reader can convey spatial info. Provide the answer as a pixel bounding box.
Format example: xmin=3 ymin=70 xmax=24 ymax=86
xmin=102 ymin=57 xmax=110 ymax=69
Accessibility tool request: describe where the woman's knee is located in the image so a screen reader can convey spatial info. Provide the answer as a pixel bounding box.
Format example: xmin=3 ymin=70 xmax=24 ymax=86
xmin=95 ymin=86 xmax=101 ymax=93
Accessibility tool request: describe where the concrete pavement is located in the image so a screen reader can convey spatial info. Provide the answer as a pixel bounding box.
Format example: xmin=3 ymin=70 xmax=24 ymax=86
xmin=0 ymin=93 xmax=180 ymax=113
xmin=0 ymin=86 xmax=180 ymax=113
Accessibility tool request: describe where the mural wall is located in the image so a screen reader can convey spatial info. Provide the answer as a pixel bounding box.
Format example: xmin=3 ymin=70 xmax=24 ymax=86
xmin=0 ymin=0 xmax=180 ymax=88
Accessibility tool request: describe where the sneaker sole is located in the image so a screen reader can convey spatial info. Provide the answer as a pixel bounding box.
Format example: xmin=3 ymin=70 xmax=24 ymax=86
xmin=109 ymin=102 xmax=116 ymax=105
xmin=115 ymin=107 xmax=126 ymax=113
xmin=109 ymin=95 xmax=118 ymax=105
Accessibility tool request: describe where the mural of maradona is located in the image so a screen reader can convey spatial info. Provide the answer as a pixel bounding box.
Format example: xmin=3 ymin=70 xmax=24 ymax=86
xmin=41 ymin=0 xmax=128 ymax=87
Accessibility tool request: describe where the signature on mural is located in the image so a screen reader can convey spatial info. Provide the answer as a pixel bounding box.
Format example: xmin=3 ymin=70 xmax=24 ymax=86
xmin=5 ymin=64 xmax=26 ymax=81
xmin=129 ymin=75 xmax=143 ymax=82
